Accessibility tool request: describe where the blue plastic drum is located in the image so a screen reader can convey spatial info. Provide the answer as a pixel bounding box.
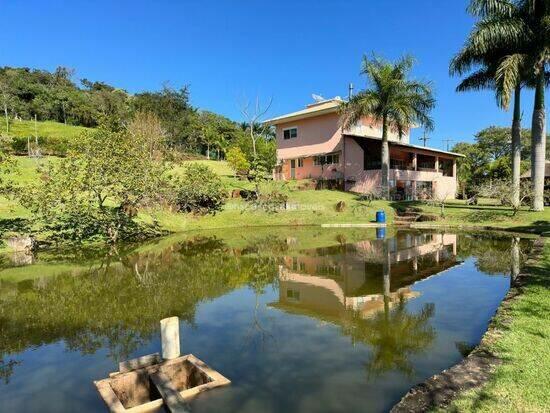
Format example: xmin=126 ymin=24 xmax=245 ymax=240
xmin=376 ymin=210 xmax=386 ymax=223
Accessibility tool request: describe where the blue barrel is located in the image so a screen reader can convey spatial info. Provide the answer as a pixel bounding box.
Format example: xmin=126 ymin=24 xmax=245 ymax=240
xmin=376 ymin=210 xmax=386 ymax=223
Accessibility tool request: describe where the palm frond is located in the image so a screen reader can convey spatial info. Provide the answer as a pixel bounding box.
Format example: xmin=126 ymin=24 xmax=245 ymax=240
xmin=468 ymin=0 xmax=515 ymax=17
xmin=456 ymin=68 xmax=496 ymax=91
xmin=495 ymin=53 xmax=527 ymax=108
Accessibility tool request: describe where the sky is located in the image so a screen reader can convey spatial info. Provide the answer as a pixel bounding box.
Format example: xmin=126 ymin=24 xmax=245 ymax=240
xmin=0 ymin=0 xmax=538 ymax=150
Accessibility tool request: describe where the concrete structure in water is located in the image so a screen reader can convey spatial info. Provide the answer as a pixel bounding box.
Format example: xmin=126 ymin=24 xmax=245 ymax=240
xmin=94 ymin=317 xmax=230 ymax=412
xmin=265 ymin=97 xmax=463 ymax=200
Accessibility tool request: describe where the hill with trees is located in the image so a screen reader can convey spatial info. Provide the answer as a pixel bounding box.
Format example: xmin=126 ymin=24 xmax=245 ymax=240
xmin=0 ymin=66 xmax=271 ymax=159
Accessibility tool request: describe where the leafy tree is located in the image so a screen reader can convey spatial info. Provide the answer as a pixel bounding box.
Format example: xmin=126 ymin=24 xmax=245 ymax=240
xmin=226 ymin=146 xmax=250 ymax=176
xmin=16 ymin=127 xmax=168 ymax=243
xmin=173 ymin=163 xmax=226 ymax=214
xmin=340 ymin=55 xmax=435 ymax=198
xmin=132 ymin=85 xmax=197 ymax=150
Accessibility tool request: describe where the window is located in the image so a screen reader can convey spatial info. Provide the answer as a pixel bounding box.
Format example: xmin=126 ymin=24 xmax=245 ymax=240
xmin=314 ymin=153 xmax=340 ymax=166
xmin=286 ymin=289 xmax=301 ymax=301
xmin=283 ymin=127 xmax=298 ymax=140
xmin=298 ymin=158 xmax=304 ymax=167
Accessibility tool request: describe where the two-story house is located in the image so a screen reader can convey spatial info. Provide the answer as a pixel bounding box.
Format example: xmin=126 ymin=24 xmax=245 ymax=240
xmin=265 ymin=97 xmax=463 ymax=200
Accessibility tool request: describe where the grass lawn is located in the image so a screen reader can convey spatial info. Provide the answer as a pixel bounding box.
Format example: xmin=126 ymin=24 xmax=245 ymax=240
xmin=396 ymin=199 xmax=550 ymax=235
xmin=7 ymin=120 xmax=89 ymax=140
xmin=438 ymin=241 xmax=550 ymax=412
xmin=2 ymin=156 xmax=549 ymax=236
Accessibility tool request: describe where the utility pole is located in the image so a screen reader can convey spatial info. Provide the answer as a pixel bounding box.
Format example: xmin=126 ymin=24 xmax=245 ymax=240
xmin=419 ymin=132 xmax=429 ymax=147
xmin=443 ymin=138 xmax=454 ymax=151
xmin=348 ymin=83 xmax=354 ymax=100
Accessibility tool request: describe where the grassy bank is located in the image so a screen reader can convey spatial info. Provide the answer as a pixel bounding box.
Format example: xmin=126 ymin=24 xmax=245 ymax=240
xmin=6 ymin=120 xmax=89 ymax=140
xmin=2 ymin=157 xmax=550 ymax=239
xmin=395 ymin=200 xmax=550 ymax=235
xmin=437 ymin=241 xmax=550 ymax=412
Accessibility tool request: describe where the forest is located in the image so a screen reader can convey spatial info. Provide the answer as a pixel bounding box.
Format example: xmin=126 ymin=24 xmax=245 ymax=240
xmin=0 ymin=66 xmax=270 ymax=157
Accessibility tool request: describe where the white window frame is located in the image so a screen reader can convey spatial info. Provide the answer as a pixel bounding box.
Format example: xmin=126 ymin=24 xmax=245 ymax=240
xmin=297 ymin=158 xmax=304 ymax=167
xmin=283 ymin=126 xmax=298 ymax=140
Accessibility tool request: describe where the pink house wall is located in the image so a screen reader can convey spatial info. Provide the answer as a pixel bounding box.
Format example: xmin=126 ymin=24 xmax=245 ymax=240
xmin=276 ymin=112 xmax=343 ymax=160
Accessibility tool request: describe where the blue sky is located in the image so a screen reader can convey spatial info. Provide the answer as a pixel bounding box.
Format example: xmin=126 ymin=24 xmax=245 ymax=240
xmin=1 ymin=0 xmax=536 ymax=150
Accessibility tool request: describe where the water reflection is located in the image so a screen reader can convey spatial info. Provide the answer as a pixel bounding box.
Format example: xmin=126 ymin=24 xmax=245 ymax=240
xmin=272 ymin=233 xmax=458 ymax=378
xmin=0 ymin=229 xmax=531 ymax=413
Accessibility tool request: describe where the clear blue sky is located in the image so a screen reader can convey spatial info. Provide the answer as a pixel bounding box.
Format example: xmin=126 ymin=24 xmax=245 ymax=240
xmin=1 ymin=0 xmax=537 ymax=150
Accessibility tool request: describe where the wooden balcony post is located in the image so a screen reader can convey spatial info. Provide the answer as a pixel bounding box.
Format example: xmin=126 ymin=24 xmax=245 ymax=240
xmin=435 ymin=156 xmax=439 ymax=172
xmin=412 ymin=152 xmax=417 ymax=171
xmin=452 ymin=159 xmax=457 ymax=177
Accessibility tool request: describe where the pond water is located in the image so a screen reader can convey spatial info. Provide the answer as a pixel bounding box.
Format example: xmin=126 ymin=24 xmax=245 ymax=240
xmin=0 ymin=228 xmax=530 ymax=413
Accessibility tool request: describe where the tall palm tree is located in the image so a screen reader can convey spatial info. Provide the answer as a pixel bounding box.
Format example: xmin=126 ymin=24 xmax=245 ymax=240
xmin=461 ymin=0 xmax=549 ymax=210
xmin=450 ymin=44 xmax=527 ymax=208
xmin=340 ymin=55 xmax=435 ymax=198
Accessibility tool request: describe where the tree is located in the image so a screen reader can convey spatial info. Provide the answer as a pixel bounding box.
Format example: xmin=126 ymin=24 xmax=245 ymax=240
xmin=16 ymin=126 xmax=168 ymax=243
xmin=239 ymin=96 xmax=273 ymax=162
xmin=463 ymin=0 xmax=549 ymax=210
xmin=226 ymin=146 xmax=250 ymax=177
xmin=473 ymin=178 xmax=534 ymax=216
xmin=127 ymin=111 xmax=167 ymax=160
xmin=0 ymin=76 xmax=13 ymax=134
xmin=450 ymin=1 xmax=548 ymax=209
xmin=340 ymin=55 xmax=435 ymax=198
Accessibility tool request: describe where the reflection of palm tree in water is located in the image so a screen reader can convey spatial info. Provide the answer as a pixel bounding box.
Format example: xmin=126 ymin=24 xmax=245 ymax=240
xmin=342 ymin=240 xmax=436 ymax=379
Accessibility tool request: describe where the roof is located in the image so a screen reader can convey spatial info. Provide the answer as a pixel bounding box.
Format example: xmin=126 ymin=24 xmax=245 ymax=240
xmin=264 ymin=98 xmax=343 ymax=125
xmin=345 ymin=133 xmax=465 ymax=158
xmin=521 ymin=161 xmax=550 ymax=178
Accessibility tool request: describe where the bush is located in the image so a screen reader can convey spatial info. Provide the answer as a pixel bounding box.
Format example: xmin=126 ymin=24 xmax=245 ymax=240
xmin=174 ymin=163 xmax=226 ymax=214
xmin=249 ymin=180 xmax=289 ymax=213
xmin=226 ymin=146 xmax=250 ymax=177
xmin=10 ymin=135 xmax=70 ymax=156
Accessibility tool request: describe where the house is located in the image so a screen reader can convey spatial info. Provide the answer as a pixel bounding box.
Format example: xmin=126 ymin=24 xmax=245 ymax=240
xmin=520 ymin=161 xmax=550 ymax=205
xmin=265 ymin=97 xmax=463 ymax=200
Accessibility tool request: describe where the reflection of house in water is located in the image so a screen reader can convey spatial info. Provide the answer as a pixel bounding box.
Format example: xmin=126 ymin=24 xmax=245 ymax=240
xmin=270 ymin=232 xmax=458 ymax=320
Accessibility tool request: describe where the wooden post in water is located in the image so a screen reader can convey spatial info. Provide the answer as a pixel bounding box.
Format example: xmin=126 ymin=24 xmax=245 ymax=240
xmin=160 ymin=317 xmax=180 ymax=360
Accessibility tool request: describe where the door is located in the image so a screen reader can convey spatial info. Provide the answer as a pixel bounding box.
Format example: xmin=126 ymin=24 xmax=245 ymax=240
xmin=290 ymin=160 xmax=296 ymax=179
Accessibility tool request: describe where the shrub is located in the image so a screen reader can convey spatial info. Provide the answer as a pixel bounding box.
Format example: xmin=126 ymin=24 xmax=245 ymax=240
xmin=226 ymin=146 xmax=250 ymax=177
xmin=10 ymin=135 xmax=70 ymax=156
xmin=174 ymin=163 xmax=226 ymax=214
xmin=249 ymin=180 xmax=289 ymax=213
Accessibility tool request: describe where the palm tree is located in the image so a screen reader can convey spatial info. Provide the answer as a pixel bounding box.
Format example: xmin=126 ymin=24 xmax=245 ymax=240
xmin=460 ymin=0 xmax=549 ymax=210
xmin=340 ymin=55 xmax=435 ymax=198
xmin=450 ymin=43 xmax=528 ymax=208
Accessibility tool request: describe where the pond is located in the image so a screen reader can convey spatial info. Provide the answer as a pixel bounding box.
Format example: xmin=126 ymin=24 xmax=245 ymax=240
xmin=0 ymin=228 xmax=531 ymax=413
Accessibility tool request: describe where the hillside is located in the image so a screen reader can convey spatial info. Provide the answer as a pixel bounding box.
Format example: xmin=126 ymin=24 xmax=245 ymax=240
xmin=5 ymin=120 xmax=90 ymax=140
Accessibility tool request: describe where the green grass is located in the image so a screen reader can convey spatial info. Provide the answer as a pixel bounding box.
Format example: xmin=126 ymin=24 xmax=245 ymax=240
xmin=141 ymin=190 xmax=394 ymax=233
xmin=398 ymin=199 xmax=550 ymax=235
xmin=2 ymin=156 xmax=549 ymax=237
xmin=439 ymin=241 xmax=550 ymax=412
xmin=6 ymin=120 xmax=89 ymax=140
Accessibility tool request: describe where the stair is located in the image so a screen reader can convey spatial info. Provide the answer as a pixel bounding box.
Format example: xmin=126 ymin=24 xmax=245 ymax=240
xmin=394 ymin=208 xmax=421 ymax=226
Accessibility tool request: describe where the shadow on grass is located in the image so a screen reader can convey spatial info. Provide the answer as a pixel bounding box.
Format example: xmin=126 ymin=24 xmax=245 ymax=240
xmin=507 ymin=220 xmax=550 ymax=235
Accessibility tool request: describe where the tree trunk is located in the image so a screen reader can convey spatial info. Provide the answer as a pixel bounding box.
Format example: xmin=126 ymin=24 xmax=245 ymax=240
xmin=381 ymin=115 xmax=390 ymax=199
xmin=3 ymin=102 xmax=8 ymax=134
xmin=530 ymin=69 xmax=546 ymax=211
xmin=511 ymin=85 xmax=522 ymax=208
xmin=206 ymin=143 xmax=210 ymax=160
xmin=382 ymin=240 xmax=391 ymax=316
